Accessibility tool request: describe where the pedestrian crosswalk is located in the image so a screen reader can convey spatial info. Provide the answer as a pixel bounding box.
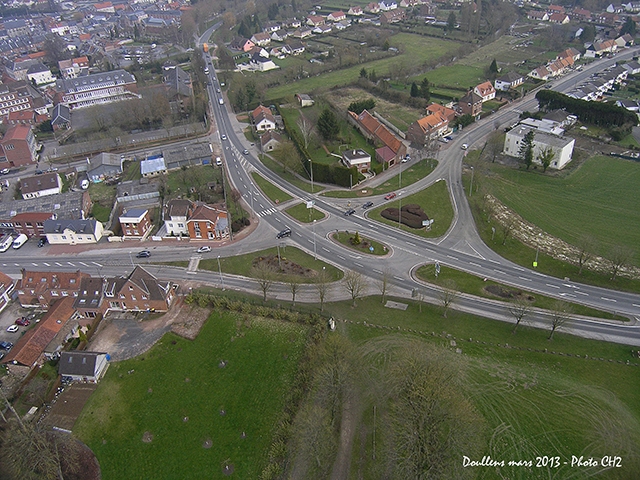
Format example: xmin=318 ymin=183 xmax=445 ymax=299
xmin=257 ymin=207 xmax=278 ymax=217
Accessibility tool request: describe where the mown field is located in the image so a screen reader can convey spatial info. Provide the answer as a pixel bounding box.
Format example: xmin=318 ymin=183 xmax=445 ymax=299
xmin=74 ymin=311 xmax=309 ymax=479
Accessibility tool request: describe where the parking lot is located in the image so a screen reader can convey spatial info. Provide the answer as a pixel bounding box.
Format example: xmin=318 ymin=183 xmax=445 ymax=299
xmin=0 ymin=300 xmax=43 ymax=357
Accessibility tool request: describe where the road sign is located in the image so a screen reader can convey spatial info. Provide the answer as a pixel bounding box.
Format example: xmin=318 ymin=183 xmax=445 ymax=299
xmin=306 ymin=200 xmax=315 ymax=209
xmin=533 ymin=261 xmax=538 ymax=268
xmin=369 ymin=246 xmax=374 ymax=252
xmin=435 ymin=261 xmax=441 ymax=277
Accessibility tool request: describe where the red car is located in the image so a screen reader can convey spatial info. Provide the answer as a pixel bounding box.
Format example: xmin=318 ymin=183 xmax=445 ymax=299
xmin=15 ymin=317 xmax=30 ymax=326
xmin=384 ymin=192 xmax=397 ymax=200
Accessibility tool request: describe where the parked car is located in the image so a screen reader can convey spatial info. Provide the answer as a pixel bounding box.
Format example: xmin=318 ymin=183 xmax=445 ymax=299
xmin=136 ymin=250 xmax=151 ymax=258
xmin=0 ymin=352 xmax=5 ymax=361
xmin=461 ymin=144 xmax=469 ymax=150
xmin=344 ymin=208 xmax=356 ymax=216
xmin=444 ymin=136 xmax=453 ymax=141
xmin=0 ymin=341 xmax=13 ymax=350
xmin=221 ymin=134 xmax=227 ymax=140
xmin=197 ymin=246 xmax=212 ymax=253
xmin=384 ymin=192 xmax=397 ymax=200
xmin=276 ymin=228 xmax=292 ymax=239
xmin=37 ymin=238 xmax=47 ymax=248
xmin=242 ymin=149 xmax=249 ymax=155
xmin=6 ymin=325 xmax=19 ymax=333
xmin=362 ymin=201 xmax=374 ymax=209
xmin=35 ymin=169 xmax=44 ymax=175
xmin=0 ymin=168 xmax=9 ymax=175
xmin=15 ymin=317 xmax=30 ymax=326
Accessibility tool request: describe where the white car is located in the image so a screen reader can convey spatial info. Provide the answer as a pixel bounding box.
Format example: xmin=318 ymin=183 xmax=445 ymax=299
xmin=6 ymin=325 xmax=19 ymax=333
xmin=461 ymin=144 xmax=469 ymax=150
xmin=197 ymin=246 xmax=211 ymax=253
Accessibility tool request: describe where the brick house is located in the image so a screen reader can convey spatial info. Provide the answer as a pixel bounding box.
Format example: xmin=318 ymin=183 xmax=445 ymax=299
xmin=348 ymin=109 xmax=407 ymax=167
xmin=457 ymin=91 xmax=483 ymax=118
xmin=407 ymin=112 xmax=448 ymax=146
xmin=73 ymin=276 xmax=106 ymax=318
xmin=16 ymin=269 xmax=90 ymax=308
xmin=251 ymin=105 xmax=276 ymax=132
xmin=342 ymin=149 xmax=371 ymax=173
xmin=11 ymin=212 xmax=54 ymax=238
xmin=119 ymin=208 xmax=153 ymax=239
xmin=103 ymin=266 xmax=175 ymax=313
xmin=0 ymin=124 xmax=39 ymax=169
xmin=186 ymin=204 xmax=229 ymax=240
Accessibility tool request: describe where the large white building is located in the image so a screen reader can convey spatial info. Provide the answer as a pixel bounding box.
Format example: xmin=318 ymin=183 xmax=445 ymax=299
xmin=53 ymin=70 xmax=140 ymax=109
xmin=43 ymin=219 xmax=104 ymax=244
xmin=503 ymin=125 xmax=575 ymax=170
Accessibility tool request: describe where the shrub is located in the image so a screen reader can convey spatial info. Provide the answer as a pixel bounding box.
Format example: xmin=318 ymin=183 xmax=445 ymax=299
xmin=380 ymin=204 xmax=429 ymax=229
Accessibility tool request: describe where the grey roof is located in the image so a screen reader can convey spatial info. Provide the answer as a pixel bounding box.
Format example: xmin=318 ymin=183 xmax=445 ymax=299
xmin=51 ymin=104 xmax=71 ymax=126
xmin=0 ymin=191 xmax=88 ymax=221
xmin=73 ymin=277 xmax=104 ymax=310
xmin=343 ymin=149 xmax=370 ymax=161
xmin=20 ymin=172 xmax=59 ymax=195
xmin=140 ymin=156 xmax=166 ymax=175
xmin=496 ymin=71 xmax=523 ymax=83
xmin=87 ymin=153 xmax=123 ymax=179
xmin=55 ymin=70 xmax=136 ymax=95
xmin=163 ymin=65 xmax=192 ymax=98
xmin=508 ymin=126 xmax=575 ymax=148
xmin=166 ymin=199 xmax=194 ymax=218
xmin=26 ymin=62 xmax=49 ymax=74
xmin=43 ymin=218 xmax=99 ymax=234
xmin=59 ymin=351 xmax=107 ymax=377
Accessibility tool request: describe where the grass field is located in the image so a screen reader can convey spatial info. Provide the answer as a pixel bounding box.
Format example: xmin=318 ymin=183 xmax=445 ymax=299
xmin=260 ymin=154 xmax=316 ymax=193
xmin=474 ymin=155 xmax=640 ymax=265
xmin=74 ymin=311 xmax=309 ymax=480
xmin=333 ymin=231 xmax=388 ymax=256
xmin=284 ymin=202 xmax=326 ymax=223
xmin=250 ymin=172 xmax=293 ymax=204
xmin=368 ymin=179 xmax=453 ymax=238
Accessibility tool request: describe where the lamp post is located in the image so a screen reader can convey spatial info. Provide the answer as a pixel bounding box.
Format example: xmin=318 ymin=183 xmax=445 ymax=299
xmin=217 ymin=255 xmax=225 ymax=290
xmin=129 ymin=251 xmax=134 ymax=267
xmin=313 ymin=219 xmax=317 ymax=260
xmin=398 ymin=163 xmax=403 ymax=229
xmin=469 ymin=166 xmax=475 ymax=197
xmin=308 ymin=158 xmax=314 ymax=193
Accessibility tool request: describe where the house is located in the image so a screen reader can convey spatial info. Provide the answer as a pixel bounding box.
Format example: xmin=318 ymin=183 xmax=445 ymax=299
xmin=380 ymin=0 xmax=398 ymax=11
xmin=615 ymin=33 xmax=635 ymax=47
xmin=616 ymin=99 xmax=640 ymax=111
xmin=260 ymin=131 xmax=283 ymax=152
xmin=547 ymin=4 xmax=565 ymax=14
xmin=50 ymin=104 xmax=71 ymax=131
xmin=163 ymin=64 xmax=192 ymax=101
xmin=327 ymin=10 xmax=347 ymax=22
xmin=474 ymin=81 xmax=496 ymax=102
xmin=229 ymin=37 xmax=255 ymax=52
xmin=571 ymin=8 xmax=591 ymax=21
xmin=52 ymin=70 xmax=140 ymax=110
xmin=549 ymin=13 xmax=570 ymax=24
xmin=251 ymin=105 xmax=277 ymax=132
xmin=250 ymin=32 xmax=271 ymax=47
xmin=380 ymin=9 xmax=406 ymax=23
xmin=527 ymin=11 xmax=549 ymax=21
xmin=426 ymin=103 xmax=456 ymax=123
xmin=119 ymin=208 xmax=153 ymax=239
xmin=103 ymin=266 xmax=175 ymax=313
xmin=557 ymin=47 xmax=581 ymax=62
xmin=342 ymin=149 xmax=371 ymax=173
xmin=249 ymin=53 xmax=278 ymax=72
xmin=313 ymin=24 xmax=333 ymax=34
xmin=1 ymin=297 xmax=78 ymax=367
xmin=8 ymin=110 xmax=36 ymax=125
xmin=73 ymin=277 xmax=106 ymax=318
xmin=20 ymin=172 xmax=62 ymax=199
xmin=529 ymin=66 xmax=551 ymax=81
xmin=296 ymin=93 xmax=314 ymax=107
xmin=59 ymin=351 xmax=109 ymax=382
xmin=26 ymin=62 xmax=56 ymax=86
xmin=292 ymin=27 xmax=313 ymax=39
xmin=306 ymin=15 xmax=326 ymax=27
xmin=85 ymin=152 xmax=123 ymax=182
xmin=186 ymin=204 xmax=229 ymax=240
xmin=11 ymin=212 xmax=54 ymax=238
xmin=348 ymin=110 xmax=407 ymax=167
xmin=503 ymin=125 xmax=575 ymax=169
xmin=141 ymin=155 xmax=167 ymax=177
xmin=457 ymin=91 xmax=483 ymax=118
xmin=495 ymin=72 xmax=524 ymax=91
xmin=0 ymin=191 xmax=92 ymax=226
xmin=623 ymin=60 xmax=640 ymax=74
xmin=584 ymin=39 xmax=617 ymax=58
xmin=348 ymin=6 xmax=364 ymax=15
xmin=58 ymin=56 xmax=90 ymax=79
xmin=16 ymin=270 xmax=90 ymax=309
xmin=43 ymin=219 xmax=104 ymax=245
xmin=164 ymin=199 xmax=194 ymax=237
xmin=366 ymin=2 xmax=381 ymax=13
xmin=0 ymin=270 xmax=15 ymax=315
xmin=0 ymin=125 xmax=39 ymax=169
xmin=407 ymin=112 xmax=449 ymax=145
xmin=286 ymin=40 xmax=306 ymax=55
xmin=271 ymin=31 xmax=289 ymax=42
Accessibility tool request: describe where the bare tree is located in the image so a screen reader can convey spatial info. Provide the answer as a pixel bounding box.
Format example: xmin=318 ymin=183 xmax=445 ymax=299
xmin=576 ymin=235 xmax=598 ymax=275
xmin=608 ymin=245 xmax=634 ymax=281
xmin=315 ymin=268 xmax=330 ymax=311
xmin=272 ymin=140 xmax=302 ymax=174
xmin=342 ymin=270 xmax=367 ymax=307
xmin=296 ymin=113 xmax=315 ymax=150
xmin=376 ymin=268 xmax=391 ymax=304
xmin=416 ymin=289 xmax=426 ymax=313
xmin=548 ymin=300 xmax=572 ymax=340
xmin=501 ymin=217 xmax=516 ymax=245
xmin=252 ymin=262 xmax=276 ymax=301
xmin=288 ymin=276 xmax=301 ymax=306
xmin=508 ymin=297 xmax=531 ymax=334
xmin=438 ymin=279 xmax=458 ymax=318
xmin=484 ymin=130 xmax=504 ymax=163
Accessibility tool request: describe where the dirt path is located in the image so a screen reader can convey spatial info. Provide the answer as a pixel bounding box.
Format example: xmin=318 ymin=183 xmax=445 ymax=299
xmin=330 ymin=390 xmax=360 ymax=480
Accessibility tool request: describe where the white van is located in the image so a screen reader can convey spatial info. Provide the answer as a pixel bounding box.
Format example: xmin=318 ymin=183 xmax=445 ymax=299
xmin=0 ymin=234 xmax=13 ymax=253
xmin=216 ymin=157 xmax=222 ymax=166
xmin=218 ymin=98 xmax=224 ymax=105
xmin=12 ymin=234 xmax=28 ymax=249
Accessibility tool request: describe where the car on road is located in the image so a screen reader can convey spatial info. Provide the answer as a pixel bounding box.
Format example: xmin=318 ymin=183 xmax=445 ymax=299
xmin=276 ymin=228 xmax=292 ymax=239
xmin=221 ymin=134 xmax=227 ymax=140
xmin=197 ymin=246 xmax=212 ymax=253
xmin=384 ymin=192 xmax=397 ymax=200
xmin=15 ymin=317 xmax=30 ymax=326
xmin=35 ymin=169 xmax=44 ymax=175
xmin=344 ymin=208 xmax=356 ymax=216
xmin=461 ymin=143 xmax=469 ymax=150
xmin=136 ymin=250 xmax=151 ymax=258
xmin=362 ymin=201 xmax=374 ymax=209
xmin=0 ymin=341 xmax=13 ymax=350
xmin=0 ymin=168 xmax=9 ymax=175
xmin=242 ymin=149 xmax=249 ymax=155
xmin=0 ymin=352 xmax=5 ymax=361
xmin=37 ymin=238 xmax=47 ymax=248
xmin=6 ymin=325 xmax=19 ymax=333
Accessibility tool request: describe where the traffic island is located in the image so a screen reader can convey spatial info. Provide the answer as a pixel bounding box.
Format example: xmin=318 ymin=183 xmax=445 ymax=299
xmin=330 ymin=230 xmax=390 ymax=256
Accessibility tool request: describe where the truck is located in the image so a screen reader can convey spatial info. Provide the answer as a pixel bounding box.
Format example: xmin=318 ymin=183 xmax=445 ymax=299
xmin=12 ymin=233 xmax=28 ymax=249
xmin=0 ymin=234 xmax=13 ymax=253
xmin=203 ymin=43 xmax=209 ymax=53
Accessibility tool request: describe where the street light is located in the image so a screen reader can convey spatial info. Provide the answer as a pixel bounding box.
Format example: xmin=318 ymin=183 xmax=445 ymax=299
xmin=313 ymin=219 xmax=317 ymax=260
xmin=308 ymin=158 xmax=314 ymax=193
xmin=469 ymin=166 xmax=475 ymax=197
xmin=398 ymin=163 xmax=403 ymax=228
xmin=217 ymin=255 xmax=225 ymax=290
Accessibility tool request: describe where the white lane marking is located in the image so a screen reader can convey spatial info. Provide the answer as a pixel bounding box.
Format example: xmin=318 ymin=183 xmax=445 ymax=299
xmin=469 ymin=262 xmax=481 ymax=267
xmin=79 ymin=262 xmax=88 ymax=266
xmin=559 ymin=292 xmax=576 ymax=298
xmin=531 ymin=271 xmax=547 ymax=277
xmin=373 ymin=269 xmax=383 ymax=274
xmin=406 ymin=241 xmax=416 ymax=247
xmin=295 ymin=232 xmax=302 ymax=237
xmin=493 ymin=269 xmax=506 ymax=275
xmin=513 ymin=266 xmax=524 ymax=271
xmin=447 ymin=255 xmax=458 ymax=260
xmin=519 ymin=276 xmax=532 ymax=281
xmin=55 ymin=262 xmax=62 ymax=266
xmin=308 ymin=239 xmax=313 ymax=244
xmin=274 ymin=217 xmax=281 ymax=222
xmin=368 ymin=224 xmax=379 ymax=230
xmin=633 ymin=303 xmax=640 ymax=308
xmin=43 ymin=262 xmax=50 ymax=266
xmin=92 ymin=262 xmax=102 ymax=267
xmin=546 ymin=283 xmax=560 ymax=289
xmin=394 ymin=276 xmax=404 ymax=281
xmin=322 ymin=247 xmax=330 ymax=252
xmin=354 ymin=262 xmax=363 ymax=267
xmin=576 ymin=291 xmax=589 ymax=296
xmin=67 ymin=262 xmax=75 ymax=266
xmin=601 ymin=297 xmax=617 ymax=302
xmin=338 ymin=255 xmax=345 ymax=260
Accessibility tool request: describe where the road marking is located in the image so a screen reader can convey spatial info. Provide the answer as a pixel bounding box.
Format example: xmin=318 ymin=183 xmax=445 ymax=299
xmin=513 ymin=266 xmax=525 ymax=271
xmin=531 ymin=271 xmax=547 ymax=277
xmin=295 ymin=232 xmax=302 ymax=237
xmin=545 ymin=283 xmax=560 ymax=289
xmin=368 ymin=224 xmax=379 ymax=230
xmin=354 ymin=262 xmax=363 ymax=267
xmin=92 ymin=262 xmax=102 ymax=267
xmin=274 ymin=217 xmax=281 ymax=223
xmin=79 ymin=262 xmax=88 ymax=266
xmin=55 ymin=262 xmax=62 ymax=266
xmin=469 ymin=262 xmax=481 ymax=267
xmin=633 ymin=304 xmax=640 ymax=308
xmin=308 ymin=239 xmax=313 ymax=244
xmin=601 ymin=297 xmax=617 ymax=302
xmin=519 ymin=276 xmax=532 ymax=281
xmin=576 ymin=291 xmax=589 ymax=296
xmin=322 ymin=247 xmax=330 ymax=252
xmin=559 ymin=292 xmax=576 ymax=298
xmin=394 ymin=276 xmax=404 ymax=281
xmin=337 ymin=255 xmax=345 ymax=260
xmin=493 ymin=269 xmax=506 ymax=275
xmin=406 ymin=241 xmax=416 ymax=247
xmin=563 ymin=283 xmax=573 ymax=288
xmin=447 ymin=255 xmax=458 ymax=260
xmin=373 ymin=269 xmax=383 ymax=274
xmin=32 ymin=263 xmax=40 ymax=266
xmin=257 ymin=208 xmax=277 ymax=217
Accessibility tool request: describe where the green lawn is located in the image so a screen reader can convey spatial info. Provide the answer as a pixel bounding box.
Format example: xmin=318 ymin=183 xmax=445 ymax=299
xmin=198 ymin=246 xmax=343 ymax=283
xmin=410 ymin=64 xmax=486 ymax=92
xmin=368 ymin=179 xmax=453 ymax=238
xmin=74 ymin=311 xmax=309 ymax=480
xmin=284 ymin=202 xmax=326 ymax=223
xmin=259 ymin=154 xmax=316 ymax=193
xmin=323 ymin=159 xmax=438 ymax=198
xmin=332 ymin=231 xmax=388 ymax=256
xmin=250 ymin=172 xmax=293 ymax=204
xmin=474 ymin=155 xmax=640 ymax=265
xmin=165 ymin=165 xmax=223 ymax=201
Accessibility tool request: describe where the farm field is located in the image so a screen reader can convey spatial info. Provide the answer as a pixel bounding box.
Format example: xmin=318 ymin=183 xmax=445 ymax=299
xmin=476 ymin=155 xmax=640 ymax=266
xmin=74 ymin=311 xmax=309 ymax=480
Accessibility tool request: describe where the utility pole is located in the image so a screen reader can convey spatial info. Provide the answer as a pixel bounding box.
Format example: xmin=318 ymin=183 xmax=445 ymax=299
xmin=217 ymin=255 xmax=225 ymax=290
xmin=469 ymin=165 xmax=475 ymax=197
xmin=313 ymin=219 xmax=317 ymax=260
xmin=309 ymin=158 xmax=314 ymax=193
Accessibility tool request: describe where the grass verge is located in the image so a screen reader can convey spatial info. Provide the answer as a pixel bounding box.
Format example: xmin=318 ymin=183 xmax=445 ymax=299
xmin=284 ymin=203 xmax=326 ymax=223
xmin=332 ymin=231 xmax=388 ymax=256
xmin=250 ymin=172 xmax=293 ymax=204
xmin=260 ymin=154 xmax=316 ymax=194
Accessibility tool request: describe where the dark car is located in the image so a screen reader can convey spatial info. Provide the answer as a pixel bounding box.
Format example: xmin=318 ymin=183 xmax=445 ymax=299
xmin=362 ymin=201 xmax=374 ymax=209
xmin=35 ymin=169 xmax=44 ymax=175
xmin=0 ymin=341 xmax=13 ymax=350
xmin=136 ymin=250 xmax=151 ymax=258
xmin=15 ymin=317 xmax=30 ymax=326
xmin=37 ymin=238 xmax=47 ymax=248
xmin=344 ymin=208 xmax=356 ymax=216
xmin=276 ymin=228 xmax=292 ymax=239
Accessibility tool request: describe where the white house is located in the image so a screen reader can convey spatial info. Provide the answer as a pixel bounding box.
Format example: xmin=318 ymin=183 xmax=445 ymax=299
xmin=250 ymin=32 xmax=271 ymax=46
xmin=495 ymin=72 xmax=524 ymax=91
xmin=342 ymin=149 xmax=371 ymax=172
xmin=26 ymin=63 xmax=56 ymax=85
xmin=503 ymin=125 xmax=575 ymax=170
xmin=20 ymin=172 xmax=62 ymax=199
xmin=250 ymin=53 xmax=278 ymax=71
xmin=43 ymin=219 xmax=104 ymax=244
xmin=474 ymin=81 xmax=496 ymax=102
xmin=164 ymin=199 xmax=194 ymax=237
xmin=58 ymin=352 xmax=110 ymax=383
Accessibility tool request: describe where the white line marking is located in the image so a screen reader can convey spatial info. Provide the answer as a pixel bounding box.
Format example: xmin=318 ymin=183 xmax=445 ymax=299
xmin=493 ymin=269 xmax=506 ymax=275
xmin=368 ymin=224 xmax=379 ymax=230
xmin=406 ymin=241 xmax=416 ymax=246
xmin=469 ymin=262 xmax=481 ymax=267
xmin=519 ymin=276 xmax=531 ymax=281
xmin=633 ymin=304 xmax=640 ymax=308
xmin=92 ymin=262 xmax=102 ymax=267
xmin=322 ymin=247 xmax=330 ymax=252
xmin=447 ymin=255 xmax=458 ymax=260
xmin=43 ymin=262 xmax=50 ymax=266
xmin=79 ymin=262 xmax=88 ymax=266
xmin=338 ymin=255 xmax=345 ymax=260
xmin=531 ymin=271 xmax=547 ymax=277
xmin=513 ymin=266 xmax=524 ymax=271
xmin=576 ymin=291 xmax=589 ymax=296
xmin=546 ymin=283 xmax=560 ymax=289
xmin=354 ymin=262 xmax=363 ymax=267
xmin=67 ymin=262 xmax=75 ymax=266
xmin=55 ymin=262 xmax=62 ymax=266
xmin=32 ymin=263 xmax=38 ymax=266
xmin=601 ymin=297 xmax=617 ymax=302
xmin=373 ymin=269 xmax=383 ymax=274
xmin=394 ymin=276 xmax=404 ymax=281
